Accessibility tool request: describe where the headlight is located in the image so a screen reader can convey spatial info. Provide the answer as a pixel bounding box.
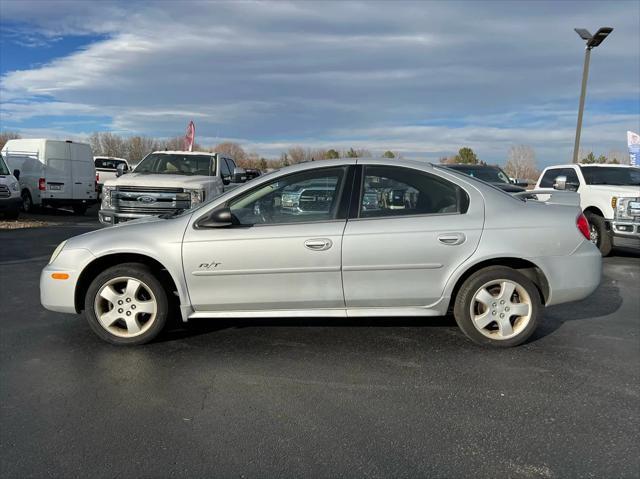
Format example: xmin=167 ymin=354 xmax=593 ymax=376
xmin=10 ymin=181 xmax=19 ymax=192
xmin=615 ymin=197 xmax=640 ymax=220
xmin=101 ymin=186 xmax=114 ymax=209
xmin=49 ymin=241 xmax=67 ymax=264
xmin=185 ymin=189 xmax=204 ymax=206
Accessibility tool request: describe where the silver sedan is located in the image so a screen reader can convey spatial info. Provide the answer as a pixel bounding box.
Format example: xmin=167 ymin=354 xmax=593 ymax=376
xmin=41 ymin=158 xmax=602 ymax=347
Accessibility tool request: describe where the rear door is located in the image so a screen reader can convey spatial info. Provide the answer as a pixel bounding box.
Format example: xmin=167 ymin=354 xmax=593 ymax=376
xmin=43 ymin=141 xmax=72 ymax=200
xmin=70 ymin=144 xmax=97 ymax=200
xmin=342 ymin=164 xmax=484 ymax=309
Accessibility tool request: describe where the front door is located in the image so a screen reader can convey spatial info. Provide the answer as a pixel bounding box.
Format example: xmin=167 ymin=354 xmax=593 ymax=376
xmin=342 ymin=164 xmax=484 ymax=309
xmin=182 ymin=165 xmax=354 ymax=312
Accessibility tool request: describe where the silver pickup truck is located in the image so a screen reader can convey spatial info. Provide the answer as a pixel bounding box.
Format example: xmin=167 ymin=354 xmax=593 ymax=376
xmin=99 ymin=150 xmax=246 ymax=225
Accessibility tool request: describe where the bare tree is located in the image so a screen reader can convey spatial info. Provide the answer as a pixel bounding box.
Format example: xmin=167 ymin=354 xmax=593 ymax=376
xmin=504 ymin=145 xmax=539 ymax=181
xmin=214 ymin=142 xmax=246 ymax=162
xmin=287 ymin=146 xmax=306 ymax=164
xmin=127 ymin=136 xmax=158 ymax=165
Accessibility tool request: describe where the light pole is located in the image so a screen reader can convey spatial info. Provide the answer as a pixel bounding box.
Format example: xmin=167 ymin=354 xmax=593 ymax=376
xmin=572 ymin=27 xmax=613 ymax=163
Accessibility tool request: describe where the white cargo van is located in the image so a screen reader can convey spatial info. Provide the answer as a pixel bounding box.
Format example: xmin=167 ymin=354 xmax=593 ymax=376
xmin=1 ymin=139 xmax=97 ymax=215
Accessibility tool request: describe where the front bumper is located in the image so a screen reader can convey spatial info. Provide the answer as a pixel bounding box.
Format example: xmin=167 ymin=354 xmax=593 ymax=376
xmin=0 ymin=196 xmax=22 ymax=211
xmin=610 ymin=220 xmax=640 ymax=249
xmin=40 ymin=248 xmax=95 ymax=314
xmin=99 ymin=209 xmax=156 ymax=225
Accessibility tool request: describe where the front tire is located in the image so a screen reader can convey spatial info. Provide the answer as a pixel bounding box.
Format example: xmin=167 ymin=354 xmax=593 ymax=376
xmin=454 ymin=266 xmax=542 ymax=347
xmin=84 ymin=263 xmax=168 ymax=345
xmin=586 ymin=213 xmax=612 ymax=257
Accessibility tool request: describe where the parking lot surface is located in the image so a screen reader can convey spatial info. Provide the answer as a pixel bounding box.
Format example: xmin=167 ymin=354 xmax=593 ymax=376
xmin=1 ymin=215 xmax=639 ymax=478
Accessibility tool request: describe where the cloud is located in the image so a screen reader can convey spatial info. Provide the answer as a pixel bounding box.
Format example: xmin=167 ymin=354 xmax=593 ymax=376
xmin=1 ymin=0 xmax=638 ymax=165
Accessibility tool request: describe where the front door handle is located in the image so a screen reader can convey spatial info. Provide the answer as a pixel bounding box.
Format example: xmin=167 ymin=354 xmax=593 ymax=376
xmin=304 ymin=239 xmax=332 ymax=251
xmin=438 ymin=233 xmax=466 ymax=246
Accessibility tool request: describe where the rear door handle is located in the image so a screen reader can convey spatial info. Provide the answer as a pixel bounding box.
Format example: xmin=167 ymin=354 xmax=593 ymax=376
xmin=304 ymin=239 xmax=332 ymax=251
xmin=438 ymin=233 xmax=466 ymax=246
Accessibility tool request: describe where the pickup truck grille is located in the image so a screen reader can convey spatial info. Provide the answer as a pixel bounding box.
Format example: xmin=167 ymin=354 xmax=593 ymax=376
xmin=114 ymin=186 xmax=190 ymax=215
xmin=0 ymin=185 xmax=10 ymax=199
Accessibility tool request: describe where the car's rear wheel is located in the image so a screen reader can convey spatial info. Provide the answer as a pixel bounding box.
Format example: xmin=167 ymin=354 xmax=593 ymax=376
xmin=84 ymin=263 xmax=168 ymax=345
xmin=454 ymin=266 xmax=541 ymax=347
xmin=585 ymin=213 xmax=612 ymax=256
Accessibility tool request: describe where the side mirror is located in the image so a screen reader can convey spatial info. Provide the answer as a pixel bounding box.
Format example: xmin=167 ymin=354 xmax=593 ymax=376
xmin=196 ymin=207 xmax=237 ymax=228
xmin=116 ymin=163 xmax=128 ymax=177
xmin=515 ymin=179 xmax=529 ymax=187
xmin=232 ymin=167 xmax=247 ymax=183
xmin=553 ymin=175 xmax=567 ymax=190
xmin=12 ymin=169 xmax=20 ymax=181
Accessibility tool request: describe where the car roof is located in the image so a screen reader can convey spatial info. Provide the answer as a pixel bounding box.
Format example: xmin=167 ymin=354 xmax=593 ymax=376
xmin=444 ymin=164 xmax=500 ymax=169
xmin=544 ymin=163 xmax=634 ymax=169
xmin=150 ymin=150 xmax=217 ymax=156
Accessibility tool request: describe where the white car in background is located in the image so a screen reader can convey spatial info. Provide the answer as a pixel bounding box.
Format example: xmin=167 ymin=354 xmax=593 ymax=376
xmin=0 ymin=153 xmax=21 ymax=219
xmin=535 ymin=164 xmax=640 ymax=255
xmin=94 ymin=156 xmax=129 ymax=195
xmin=1 ymin=139 xmax=97 ymax=215
xmin=99 ymin=150 xmax=246 ymax=225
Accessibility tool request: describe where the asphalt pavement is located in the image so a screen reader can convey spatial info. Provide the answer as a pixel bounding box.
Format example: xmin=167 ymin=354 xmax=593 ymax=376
xmin=1 ymin=217 xmax=638 ymax=478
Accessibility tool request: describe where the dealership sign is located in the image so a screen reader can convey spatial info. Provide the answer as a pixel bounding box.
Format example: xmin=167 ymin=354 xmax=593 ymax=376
xmin=628 ymin=131 xmax=639 ymax=167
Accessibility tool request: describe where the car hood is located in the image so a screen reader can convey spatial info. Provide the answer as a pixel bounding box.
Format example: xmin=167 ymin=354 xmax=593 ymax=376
xmin=104 ymin=173 xmax=212 ymax=189
xmin=587 ymin=185 xmax=640 ymax=197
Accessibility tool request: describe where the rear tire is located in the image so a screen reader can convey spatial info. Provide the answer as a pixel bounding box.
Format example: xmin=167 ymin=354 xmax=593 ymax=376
xmin=586 ymin=213 xmax=612 ymax=257
xmin=21 ymin=190 xmax=33 ymax=213
xmin=72 ymin=204 xmax=88 ymax=215
xmin=84 ymin=263 xmax=169 ymax=345
xmin=453 ymin=266 xmax=542 ymax=348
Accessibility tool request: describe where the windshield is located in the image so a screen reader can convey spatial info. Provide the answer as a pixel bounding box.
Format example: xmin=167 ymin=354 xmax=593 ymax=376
xmin=449 ymin=166 xmax=511 ymax=184
xmin=0 ymin=155 xmax=10 ymax=175
xmin=581 ymin=166 xmax=640 ymax=186
xmin=134 ymin=153 xmax=215 ymax=175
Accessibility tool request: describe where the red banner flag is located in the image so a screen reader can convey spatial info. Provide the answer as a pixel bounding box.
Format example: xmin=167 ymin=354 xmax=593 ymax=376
xmin=184 ymin=120 xmax=195 ymax=152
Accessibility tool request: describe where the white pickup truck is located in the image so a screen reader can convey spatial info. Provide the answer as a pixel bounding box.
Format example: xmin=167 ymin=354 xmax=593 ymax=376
xmin=99 ymin=150 xmax=246 ymax=225
xmin=535 ymin=164 xmax=640 ymax=255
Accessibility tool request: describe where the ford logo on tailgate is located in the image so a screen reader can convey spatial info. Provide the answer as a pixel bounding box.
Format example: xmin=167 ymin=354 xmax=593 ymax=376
xmin=137 ymin=195 xmax=156 ymax=204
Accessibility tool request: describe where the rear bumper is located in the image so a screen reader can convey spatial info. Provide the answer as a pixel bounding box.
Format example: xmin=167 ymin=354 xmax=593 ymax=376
xmin=533 ymin=240 xmax=602 ymax=306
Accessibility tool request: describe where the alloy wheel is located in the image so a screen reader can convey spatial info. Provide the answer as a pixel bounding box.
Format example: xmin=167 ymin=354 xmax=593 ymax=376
xmin=469 ymin=279 xmax=533 ymax=340
xmin=93 ymin=276 xmax=158 ymax=338
xmin=589 ymin=223 xmax=599 ymax=245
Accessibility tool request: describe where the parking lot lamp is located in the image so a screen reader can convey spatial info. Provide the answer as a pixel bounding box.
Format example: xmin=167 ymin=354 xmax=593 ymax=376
xmin=572 ymin=27 xmax=613 ymax=163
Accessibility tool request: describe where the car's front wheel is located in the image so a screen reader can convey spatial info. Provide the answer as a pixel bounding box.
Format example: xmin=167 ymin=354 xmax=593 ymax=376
xmin=84 ymin=263 xmax=168 ymax=345
xmin=454 ymin=266 xmax=541 ymax=347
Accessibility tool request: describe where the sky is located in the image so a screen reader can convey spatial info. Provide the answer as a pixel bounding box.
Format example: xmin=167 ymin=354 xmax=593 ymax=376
xmin=0 ymin=0 xmax=638 ymax=166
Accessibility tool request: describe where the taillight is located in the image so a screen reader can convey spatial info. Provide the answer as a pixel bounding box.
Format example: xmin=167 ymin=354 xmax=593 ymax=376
xmin=95 ymin=173 xmax=99 ymax=192
xmin=38 ymin=178 xmax=46 ymax=191
xmin=577 ymin=213 xmax=590 ymax=240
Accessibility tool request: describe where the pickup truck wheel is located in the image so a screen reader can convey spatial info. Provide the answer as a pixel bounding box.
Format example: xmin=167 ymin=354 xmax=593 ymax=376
xmin=72 ymin=204 xmax=88 ymax=215
xmin=586 ymin=213 xmax=612 ymax=256
xmin=454 ymin=266 xmax=541 ymax=348
xmin=84 ymin=263 xmax=168 ymax=345
xmin=21 ymin=190 xmax=33 ymax=213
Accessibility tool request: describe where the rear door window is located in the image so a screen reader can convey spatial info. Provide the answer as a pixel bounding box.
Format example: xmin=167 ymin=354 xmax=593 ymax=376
xmin=358 ymin=165 xmax=468 ymax=218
